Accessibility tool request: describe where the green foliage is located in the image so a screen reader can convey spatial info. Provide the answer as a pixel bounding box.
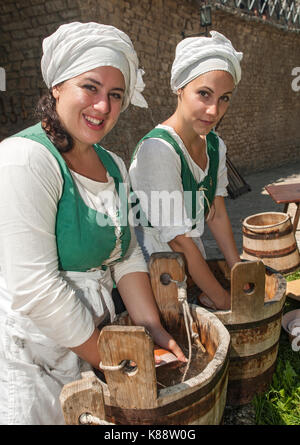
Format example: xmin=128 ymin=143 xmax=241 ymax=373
xmin=253 ymin=294 xmax=300 ymax=425
xmin=285 ymin=269 xmax=300 ymax=281
xmin=253 ymin=357 xmax=300 ymax=425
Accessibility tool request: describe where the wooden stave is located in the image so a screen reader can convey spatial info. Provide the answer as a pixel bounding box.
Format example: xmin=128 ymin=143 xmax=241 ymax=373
xmin=242 ymin=212 xmax=300 ymax=273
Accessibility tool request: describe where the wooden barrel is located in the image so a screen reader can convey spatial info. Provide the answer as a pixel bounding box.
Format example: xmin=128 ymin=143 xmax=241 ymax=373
xmin=242 ymin=212 xmax=300 ymax=274
xmin=204 ymin=259 xmax=286 ymax=406
xmin=60 ymin=253 xmax=230 ymax=425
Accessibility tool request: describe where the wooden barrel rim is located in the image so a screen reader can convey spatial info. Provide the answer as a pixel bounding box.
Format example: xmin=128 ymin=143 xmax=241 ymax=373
xmin=225 ymin=307 xmax=283 ymax=331
xmin=280 ymin=264 xmax=300 ymax=274
xmin=243 ymin=243 xmax=298 ymax=259
xmin=242 ymin=225 xmax=293 ymax=240
xmin=243 ymin=212 xmax=291 ymax=230
xmin=103 ymin=354 xmax=229 ymax=424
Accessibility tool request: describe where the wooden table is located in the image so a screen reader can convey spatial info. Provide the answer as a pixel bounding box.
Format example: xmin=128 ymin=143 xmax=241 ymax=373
xmin=265 ymin=183 xmax=300 ymax=233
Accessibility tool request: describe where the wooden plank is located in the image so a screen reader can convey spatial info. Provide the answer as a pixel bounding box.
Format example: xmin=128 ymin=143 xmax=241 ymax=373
xmin=149 ymin=252 xmax=205 ymax=350
xmin=265 ymin=183 xmax=300 ymax=204
xmin=60 ymin=371 xmax=107 ymax=425
xmin=230 ymin=260 xmax=266 ymax=323
xmin=98 ymin=325 xmax=157 ymax=410
xmin=226 ymin=155 xmax=251 ymax=199
xmin=292 ymin=203 xmax=300 ymax=232
xmin=286 ymin=279 xmax=300 ymax=302
xmin=148 ymin=252 xmax=185 ymax=335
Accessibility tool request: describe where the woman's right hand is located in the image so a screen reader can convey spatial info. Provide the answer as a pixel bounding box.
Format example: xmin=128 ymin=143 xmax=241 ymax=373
xmin=198 ymin=289 xmax=231 ymax=311
xmin=148 ymin=323 xmax=187 ymax=363
xmin=167 ymin=338 xmax=188 ymax=363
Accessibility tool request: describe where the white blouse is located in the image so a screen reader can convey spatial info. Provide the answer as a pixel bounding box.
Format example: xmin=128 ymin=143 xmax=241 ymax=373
xmin=0 ymin=137 xmax=147 ymax=348
xmin=129 ymin=124 xmax=229 ymax=258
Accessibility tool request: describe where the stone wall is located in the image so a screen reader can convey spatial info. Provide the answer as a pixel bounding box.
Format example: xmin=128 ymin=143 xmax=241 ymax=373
xmin=212 ymin=6 xmax=300 ymax=173
xmin=0 ymin=0 xmax=299 ymax=172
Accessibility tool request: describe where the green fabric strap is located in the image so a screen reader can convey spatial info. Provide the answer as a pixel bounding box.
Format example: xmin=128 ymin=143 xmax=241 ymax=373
xmin=13 ymin=122 xmax=131 ymax=272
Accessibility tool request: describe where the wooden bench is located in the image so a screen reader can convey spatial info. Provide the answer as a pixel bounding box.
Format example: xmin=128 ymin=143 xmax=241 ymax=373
xmin=265 ymin=183 xmax=300 ymax=233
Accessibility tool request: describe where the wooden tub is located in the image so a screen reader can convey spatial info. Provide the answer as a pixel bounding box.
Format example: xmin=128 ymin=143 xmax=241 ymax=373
xmin=242 ymin=212 xmax=300 ymax=274
xmin=198 ymin=259 xmax=287 ymax=406
xmin=60 ymin=253 xmax=230 ymax=425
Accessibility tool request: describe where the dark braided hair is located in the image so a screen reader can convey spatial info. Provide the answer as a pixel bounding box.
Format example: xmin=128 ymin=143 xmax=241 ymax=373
xmin=36 ymin=89 xmax=74 ymax=153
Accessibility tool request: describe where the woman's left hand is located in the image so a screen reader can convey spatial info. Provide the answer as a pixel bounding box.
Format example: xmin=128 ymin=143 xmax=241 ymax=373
xmin=166 ymin=337 xmax=188 ymax=363
xmin=117 ymin=272 xmax=188 ymax=363
xmin=149 ymin=325 xmax=187 ymax=363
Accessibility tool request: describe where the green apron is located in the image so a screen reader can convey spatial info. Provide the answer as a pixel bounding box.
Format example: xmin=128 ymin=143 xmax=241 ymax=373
xmin=131 ymin=127 xmax=219 ymax=229
xmin=14 ymin=123 xmax=131 ymax=272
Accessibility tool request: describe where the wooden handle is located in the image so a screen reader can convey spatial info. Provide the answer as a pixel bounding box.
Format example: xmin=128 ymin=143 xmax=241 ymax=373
xmin=98 ymin=325 xmax=158 ymax=410
xmin=149 ymin=252 xmax=186 ymax=336
xmin=59 ymin=371 xmax=106 ymax=425
xmin=230 ymin=260 xmax=266 ymax=323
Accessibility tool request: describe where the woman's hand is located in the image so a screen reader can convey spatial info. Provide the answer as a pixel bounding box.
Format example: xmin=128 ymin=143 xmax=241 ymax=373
xmin=169 ymin=234 xmax=231 ymax=310
xmin=117 ymin=272 xmax=187 ymax=363
xmin=148 ymin=325 xmax=187 ymax=363
xmin=198 ymin=290 xmax=230 ymax=311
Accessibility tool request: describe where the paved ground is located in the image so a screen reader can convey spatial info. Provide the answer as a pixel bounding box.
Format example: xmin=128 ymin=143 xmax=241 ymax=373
xmin=203 ymin=160 xmax=300 ymax=259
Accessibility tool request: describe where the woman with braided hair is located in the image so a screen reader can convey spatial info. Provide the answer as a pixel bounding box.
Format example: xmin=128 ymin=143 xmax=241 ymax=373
xmin=0 ymin=22 xmax=185 ymax=425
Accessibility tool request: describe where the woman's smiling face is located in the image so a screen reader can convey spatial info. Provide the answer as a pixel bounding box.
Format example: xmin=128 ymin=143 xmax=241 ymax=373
xmin=52 ymin=66 xmax=125 ymax=150
xmin=177 ymin=70 xmax=235 ymax=136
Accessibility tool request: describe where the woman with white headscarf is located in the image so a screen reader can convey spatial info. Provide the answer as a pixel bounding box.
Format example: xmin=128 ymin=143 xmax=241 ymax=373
xmin=0 ymin=22 xmax=185 ymax=425
xmin=130 ymin=31 xmax=243 ymax=311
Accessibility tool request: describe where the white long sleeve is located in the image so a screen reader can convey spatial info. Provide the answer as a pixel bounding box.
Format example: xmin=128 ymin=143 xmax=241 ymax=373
xmin=129 ymin=125 xmax=229 ymax=243
xmin=83 ymin=149 xmax=149 ymax=284
xmin=0 ymin=136 xmax=147 ymax=348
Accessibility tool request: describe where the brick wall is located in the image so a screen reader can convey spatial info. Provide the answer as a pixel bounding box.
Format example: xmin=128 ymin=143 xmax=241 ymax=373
xmin=0 ymin=0 xmax=299 ymax=172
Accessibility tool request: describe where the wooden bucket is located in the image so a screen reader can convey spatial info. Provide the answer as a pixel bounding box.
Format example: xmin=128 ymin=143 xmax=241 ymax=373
xmin=201 ymin=259 xmax=287 ymax=406
xmin=60 ymin=252 xmax=230 ymax=425
xmin=242 ymin=212 xmax=300 ymax=274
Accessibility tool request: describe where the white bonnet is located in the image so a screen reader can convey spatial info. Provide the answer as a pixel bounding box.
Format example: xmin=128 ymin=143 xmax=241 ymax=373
xmin=171 ymin=31 xmax=243 ymax=92
xmin=41 ymin=22 xmax=148 ymax=111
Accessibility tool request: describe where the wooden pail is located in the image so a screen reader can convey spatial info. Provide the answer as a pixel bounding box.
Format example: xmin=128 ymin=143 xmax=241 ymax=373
xmin=60 ymin=252 xmax=230 ymax=425
xmin=203 ymin=260 xmax=286 ymax=406
xmin=242 ymin=212 xmax=300 ymax=274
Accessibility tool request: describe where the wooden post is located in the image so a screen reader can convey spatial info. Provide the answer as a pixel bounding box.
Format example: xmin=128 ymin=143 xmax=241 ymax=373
xmin=230 ymin=260 xmax=266 ymax=323
xmin=98 ymin=325 xmax=157 ymax=410
xmin=59 ymin=371 xmax=107 ymax=425
xmin=149 ymin=252 xmax=186 ymax=336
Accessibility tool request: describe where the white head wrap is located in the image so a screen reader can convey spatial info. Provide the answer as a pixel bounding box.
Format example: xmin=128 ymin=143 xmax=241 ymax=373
xmin=41 ymin=22 xmax=148 ymax=111
xmin=171 ymin=31 xmax=243 ymax=93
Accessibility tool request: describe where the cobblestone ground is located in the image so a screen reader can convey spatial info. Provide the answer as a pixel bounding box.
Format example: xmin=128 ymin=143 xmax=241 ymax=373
xmin=223 ymin=403 xmax=256 ymax=425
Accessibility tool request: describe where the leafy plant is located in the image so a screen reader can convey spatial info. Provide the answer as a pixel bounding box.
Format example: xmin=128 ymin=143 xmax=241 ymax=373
xmin=253 ymin=284 xmax=300 ymax=425
xmin=253 ymin=358 xmax=300 ymax=425
xmin=285 ymin=269 xmax=300 ymax=281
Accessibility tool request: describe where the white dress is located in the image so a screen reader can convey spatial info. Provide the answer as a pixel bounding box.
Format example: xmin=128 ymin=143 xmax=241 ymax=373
xmin=0 ymin=137 xmax=148 ymax=425
xmin=129 ymin=124 xmax=229 ymax=261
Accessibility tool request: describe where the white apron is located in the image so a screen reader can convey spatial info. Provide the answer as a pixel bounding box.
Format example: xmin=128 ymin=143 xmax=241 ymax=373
xmin=0 ymin=268 xmax=115 ymax=425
